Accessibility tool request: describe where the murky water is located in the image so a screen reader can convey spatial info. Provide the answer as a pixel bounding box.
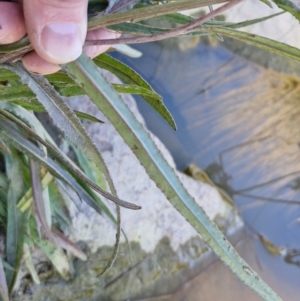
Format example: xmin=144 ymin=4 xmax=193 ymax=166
xmin=112 ymin=40 xmax=300 ymax=298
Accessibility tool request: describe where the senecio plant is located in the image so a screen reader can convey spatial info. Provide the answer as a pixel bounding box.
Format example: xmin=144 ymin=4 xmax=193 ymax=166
xmin=0 ymin=0 xmax=299 ymax=300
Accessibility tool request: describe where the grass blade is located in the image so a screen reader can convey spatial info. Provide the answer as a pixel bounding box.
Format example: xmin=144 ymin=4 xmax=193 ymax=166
xmin=71 ymin=111 xmax=104 ymax=123
xmin=271 ymin=0 xmax=300 ymax=21
xmin=5 ymin=148 xmax=26 ymax=291
xmin=30 ymin=160 xmax=56 ymax=243
xmin=223 ymin=11 xmax=285 ymax=29
xmin=159 ymin=11 xmax=284 ymax=29
xmin=109 ymin=22 xmax=168 ymax=35
xmin=113 ymin=84 xmax=163 ymax=101
xmin=0 ymin=257 xmax=9 ymax=301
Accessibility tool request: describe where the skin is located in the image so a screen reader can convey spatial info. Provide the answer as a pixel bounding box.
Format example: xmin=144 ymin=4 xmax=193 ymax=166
xmin=0 ymin=0 xmax=119 ymax=74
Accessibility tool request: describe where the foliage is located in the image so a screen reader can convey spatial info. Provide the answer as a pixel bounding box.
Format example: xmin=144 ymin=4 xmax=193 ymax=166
xmin=0 ymin=0 xmax=299 ymax=300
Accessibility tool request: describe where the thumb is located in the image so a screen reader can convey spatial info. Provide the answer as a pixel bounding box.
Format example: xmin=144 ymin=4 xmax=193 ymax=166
xmin=23 ymin=0 xmax=88 ymax=64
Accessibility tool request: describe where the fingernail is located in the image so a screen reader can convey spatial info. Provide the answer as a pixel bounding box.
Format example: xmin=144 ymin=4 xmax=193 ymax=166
xmin=41 ymin=23 xmax=83 ymax=64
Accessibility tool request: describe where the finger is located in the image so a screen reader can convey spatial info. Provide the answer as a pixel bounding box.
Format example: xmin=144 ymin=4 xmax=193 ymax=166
xmin=23 ymin=0 xmax=88 ymax=64
xmin=0 ymin=2 xmax=26 ymax=44
xmin=23 ymin=28 xmax=120 ymax=75
xmin=22 ymin=51 xmax=60 ymax=75
xmin=83 ymin=28 xmax=121 ymax=58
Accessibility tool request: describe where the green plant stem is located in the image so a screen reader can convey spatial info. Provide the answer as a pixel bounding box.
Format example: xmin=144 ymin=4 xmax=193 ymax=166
xmin=88 ymin=0 xmax=231 ymax=29
xmin=86 ymin=0 xmax=243 ymax=46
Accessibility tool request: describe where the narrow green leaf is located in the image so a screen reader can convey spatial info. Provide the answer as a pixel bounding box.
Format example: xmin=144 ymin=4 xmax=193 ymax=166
xmin=114 ymin=84 xmax=163 ymax=101
xmin=53 ymin=85 xmax=84 ymax=97
xmin=0 ymin=85 xmax=35 ymax=101
xmin=30 ymin=160 xmax=55 ymax=243
xmin=260 ymin=0 xmax=273 ymax=8
xmin=94 ymin=54 xmax=153 ymax=90
xmin=158 ymin=12 xmax=196 ymax=25
xmin=72 ymin=111 xmax=104 ymax=124
xmin=158 ymin=11 xmax=284 ymax=29
xmin=44 ymin=72 xmax=75 ymax=84
xmin=0 ymin=68 xmax=19 ymax=81
xmin=9 ymin=102 xmax=43 ymax=112
xmin=0 ymin=36 xmax=30 ymax=53
xmin=157 ymin=10 xmax=283 ymax=30
xmin=0 ymin=257 xmax=9 ymax=301
xmin=223 ymin=11 xmax=285 ymax=29
xmin=271 ymin=0 xmax=300 ymax=21
xmin=109 ymin=22 xmax=168 ymax=35
xmin=0 ymin=98 xmax=104 ymax=123
xmin=65 ymin=53 xmax=281 ymax=301
xmin=94 ymin=54 xmax=176 ymax=129
xmin=47 ymin=76 xmax=163 ymax=111
xmin=5 ymin=148 xmax=25 ymax=291
xmin=200 ymin=26 xmax=300 ymax=62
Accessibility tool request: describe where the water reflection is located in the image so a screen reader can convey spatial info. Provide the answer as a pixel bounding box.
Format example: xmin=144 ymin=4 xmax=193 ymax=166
xmin=111 ymin=40 xmax=300 ymax=295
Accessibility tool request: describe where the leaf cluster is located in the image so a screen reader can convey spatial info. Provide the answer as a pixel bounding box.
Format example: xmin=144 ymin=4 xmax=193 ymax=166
xmin=0 ymin=0 xmax=299 ymax=300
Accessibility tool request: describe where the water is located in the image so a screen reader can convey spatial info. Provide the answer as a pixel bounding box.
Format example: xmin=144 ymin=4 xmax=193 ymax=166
xmin=111 ymin=40 xmax=300 ymax=298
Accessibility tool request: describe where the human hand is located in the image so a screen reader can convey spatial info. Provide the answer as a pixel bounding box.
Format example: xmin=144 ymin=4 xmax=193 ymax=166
xmin=0 ymin=0 xmax=119 ymax=74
